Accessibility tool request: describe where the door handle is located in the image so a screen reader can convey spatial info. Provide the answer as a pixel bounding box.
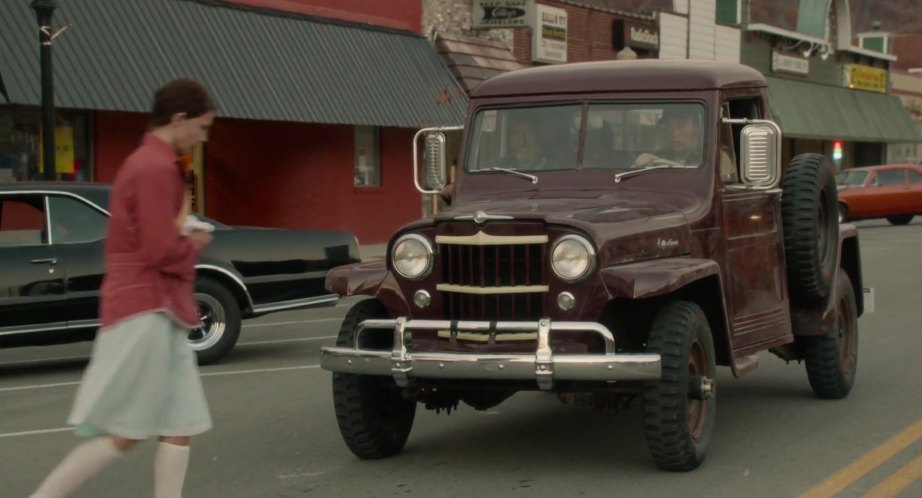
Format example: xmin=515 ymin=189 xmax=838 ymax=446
xmin=30 ymin=258 xmax=58 ymax=265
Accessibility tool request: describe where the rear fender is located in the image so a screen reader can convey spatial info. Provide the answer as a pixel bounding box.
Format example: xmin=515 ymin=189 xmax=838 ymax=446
xmin=791 ymin=225 xmax=863 ymax=336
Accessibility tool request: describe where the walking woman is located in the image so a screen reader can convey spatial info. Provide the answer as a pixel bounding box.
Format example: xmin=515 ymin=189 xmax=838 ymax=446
xmin=30 ymin=79 xmax=216 ymax=498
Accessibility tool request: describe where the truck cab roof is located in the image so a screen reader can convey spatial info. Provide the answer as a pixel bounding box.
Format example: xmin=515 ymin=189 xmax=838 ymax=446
xmin=472 ymin=60 xmax=768 ymax=98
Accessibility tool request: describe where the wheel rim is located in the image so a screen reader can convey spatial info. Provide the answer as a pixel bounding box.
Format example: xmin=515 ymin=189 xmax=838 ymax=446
xmin=188 ymin=293 xmax=226 ymax=351
xmin=687 ymin=339 xmax=708 ymax=439
xmin=837 ymin=292 xmax=856 ymax=372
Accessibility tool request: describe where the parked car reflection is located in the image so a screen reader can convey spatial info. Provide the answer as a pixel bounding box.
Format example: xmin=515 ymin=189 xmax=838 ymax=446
xmin=0 ymin=182 xmax=360 ymax=364
xmin=836 ymin=164 xmax=922 ymax=225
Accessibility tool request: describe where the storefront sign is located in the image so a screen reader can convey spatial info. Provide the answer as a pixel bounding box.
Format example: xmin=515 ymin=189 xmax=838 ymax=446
xmin=38 ymin=126 xmax=75 ymax=174
xmin=846 ymin=64 xmax=887 ymax=93
xmin=532 ymin=4 xmax=567 ymax=64
xmin=771 ymin=51 xmax=809 ymax=76
xmin=473 ymin=0 xmax=531 ymax=29
xmin=612 ymin=19 xmax=659 ymax=51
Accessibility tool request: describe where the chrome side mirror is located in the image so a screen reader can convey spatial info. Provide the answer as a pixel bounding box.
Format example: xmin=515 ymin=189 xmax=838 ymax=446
xmin=413 ymin=125 xmax=463 ymax=194
xmin=724 ymin=118 xmax=782 ymax=190
xmin=424 ymin=132 xmax=447 ymax=190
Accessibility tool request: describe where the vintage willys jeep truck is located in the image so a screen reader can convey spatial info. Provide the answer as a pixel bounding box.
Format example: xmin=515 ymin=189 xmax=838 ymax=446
xmin=321 ymin=60 xmax=862 ymax=471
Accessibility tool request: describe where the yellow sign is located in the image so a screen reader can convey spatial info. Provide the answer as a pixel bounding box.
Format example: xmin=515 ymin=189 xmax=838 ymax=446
xmin=847 ymin=65 xmax=887 ymax=93
xmin=39 ymin=126 xmax=76 ymax=174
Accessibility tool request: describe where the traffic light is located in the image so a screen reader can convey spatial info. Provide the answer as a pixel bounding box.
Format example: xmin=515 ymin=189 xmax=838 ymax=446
xmin=833 ymin=140 xmax=843 ymax=161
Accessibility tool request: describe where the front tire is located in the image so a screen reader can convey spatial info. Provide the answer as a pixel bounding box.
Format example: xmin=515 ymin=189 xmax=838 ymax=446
xmin=189 ymin=277 xmax=242 ymax=365
xmin=643 ymin=301 xmax=717 ymax=471
xmin=802 ymin=271 xmax=858 ymax=399
xmin=332 ymin=299 xmax=416 ymax=459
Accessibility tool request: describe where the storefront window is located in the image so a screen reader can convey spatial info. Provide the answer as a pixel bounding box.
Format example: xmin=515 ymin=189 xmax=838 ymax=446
xmin=0 ymin=108 xmax=91 ymax=183
xmin=354 ymin=126 xmax=380 ymax=187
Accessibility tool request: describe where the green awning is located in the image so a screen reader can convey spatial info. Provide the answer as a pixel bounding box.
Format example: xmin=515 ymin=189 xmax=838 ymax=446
xmin=767 ymin=77 xmax=921 ymax=143
xmin=0 ymin=0 xmax=467 ymax=128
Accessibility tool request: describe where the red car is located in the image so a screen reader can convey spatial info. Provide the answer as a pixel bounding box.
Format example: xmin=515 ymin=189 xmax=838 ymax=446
xmin=836 ymin=163 xmax=922 ymax=225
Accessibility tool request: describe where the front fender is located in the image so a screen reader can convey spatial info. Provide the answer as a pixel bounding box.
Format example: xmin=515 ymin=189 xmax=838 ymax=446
xmin=599 ymin=258 xmax=720 ymax=299
xmin=325 ymin=261 xmax=412 ymax=316
xmin=326 ymin=261 xmax=388 ymax=296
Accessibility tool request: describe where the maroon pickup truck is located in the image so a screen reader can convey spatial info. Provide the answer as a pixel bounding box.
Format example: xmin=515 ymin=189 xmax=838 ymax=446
xmin=320 ymin=60 xmax=862 ymax=471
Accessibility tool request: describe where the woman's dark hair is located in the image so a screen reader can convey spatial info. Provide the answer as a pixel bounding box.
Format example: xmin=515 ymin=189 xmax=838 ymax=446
xmin=149 ymin=78 xmax=214 ymax=128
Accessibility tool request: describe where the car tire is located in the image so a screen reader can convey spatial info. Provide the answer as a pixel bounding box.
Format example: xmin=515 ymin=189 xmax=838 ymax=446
xmin=886 ymin=214 xmax=914 ymax=225
xmin=189 ymin=277 xmax=242 ymax=365
xmin=838 ymin=203 xmax=849 ymax=224
xmin=642 ymin=301 xmax=716 ymax=472
xmin=801 ymin=271 xmax=858 ymax=399
xmin=781 ymin=153 xmax=839 ymax=301
xmin=332 ymin=299 xmax=416 ymax=459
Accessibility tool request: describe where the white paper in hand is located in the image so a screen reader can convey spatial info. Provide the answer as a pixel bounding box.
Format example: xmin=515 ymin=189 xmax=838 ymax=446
xmin=181 ymin=215 xmax=215 ymax=236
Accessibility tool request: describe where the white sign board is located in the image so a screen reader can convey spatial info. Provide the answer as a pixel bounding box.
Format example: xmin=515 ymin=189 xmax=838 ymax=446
xmin=473 ymin=0 xmax=532 ymax=29
xmin=532 ymin=4 xmax=567 ymax=64
xmin=772 ymin=51 xmax=810 ymax=76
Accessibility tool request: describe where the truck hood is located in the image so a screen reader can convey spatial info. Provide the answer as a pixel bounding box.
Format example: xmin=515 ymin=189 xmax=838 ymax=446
xmin=433 ymin=193 xmax=694 ymax=264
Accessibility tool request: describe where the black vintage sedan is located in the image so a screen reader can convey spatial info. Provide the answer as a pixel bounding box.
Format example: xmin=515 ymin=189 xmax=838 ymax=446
xmin=0 ymin=182 xmax=360 ymax=364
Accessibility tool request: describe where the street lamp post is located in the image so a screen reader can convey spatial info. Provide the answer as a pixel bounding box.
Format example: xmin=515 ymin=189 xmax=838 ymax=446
xmin=31 ymin=0 xmax=59 ymax=181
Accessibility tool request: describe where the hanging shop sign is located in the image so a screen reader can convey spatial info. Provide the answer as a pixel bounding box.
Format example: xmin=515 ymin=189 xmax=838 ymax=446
xmin=845 ymin=64 xmax=887 ymax=93
xmin=473 ymin=0 xmax=531 ymax=29
xmin=532 ymin=3 xmax=567 ymax=64
xmin=612 ymin=19 xmax=659 ymax=51
xmin=771 ymin=51 xmax=810 ymax=76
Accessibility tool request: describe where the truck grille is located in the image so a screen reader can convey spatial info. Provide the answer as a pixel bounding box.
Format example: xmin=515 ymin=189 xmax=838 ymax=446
xmin=437 ymin=238 xmax=548 ymax=321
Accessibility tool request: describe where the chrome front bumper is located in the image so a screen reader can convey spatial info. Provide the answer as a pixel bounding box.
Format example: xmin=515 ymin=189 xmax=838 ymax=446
xmin=320 ymin=318 xmax=661 ymax=391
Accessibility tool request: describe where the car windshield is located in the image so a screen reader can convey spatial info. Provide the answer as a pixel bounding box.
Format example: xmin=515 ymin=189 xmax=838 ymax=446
xmin=464 ymin=102 xmax=706 ymax=173
xmin=836 ymin=171 xmax=869 ymax=186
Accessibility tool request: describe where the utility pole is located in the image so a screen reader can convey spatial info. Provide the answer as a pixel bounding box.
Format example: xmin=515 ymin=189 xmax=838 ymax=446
xmin=31 ymin=0 xmax=59 ymax=181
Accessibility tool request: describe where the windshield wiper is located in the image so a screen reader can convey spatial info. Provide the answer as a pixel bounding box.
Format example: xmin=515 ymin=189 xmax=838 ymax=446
xmin=614 ymin=165 xmax=672 ymax=183
xmin=489 ymin=167 xmax=539 ymax=184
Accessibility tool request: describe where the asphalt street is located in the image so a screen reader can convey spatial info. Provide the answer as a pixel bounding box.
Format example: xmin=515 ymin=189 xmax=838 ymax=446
xmin=1 ymin=220 xmax=921 ymax=498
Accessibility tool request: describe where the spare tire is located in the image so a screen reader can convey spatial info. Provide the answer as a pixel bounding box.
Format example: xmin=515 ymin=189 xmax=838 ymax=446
xmin=781 ymin=154 xmax=839 ymax=301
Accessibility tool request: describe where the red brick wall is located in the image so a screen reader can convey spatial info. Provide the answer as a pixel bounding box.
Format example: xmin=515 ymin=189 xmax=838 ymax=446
xmin=204 ymin=119 xmax=420 ymax=244
xmin=93 ymin=111 xmax=149 ymax=184
xmin=225 ymin=0 xmax=422 ymax=33
xmin=93 ymin=112 xmax=421 ymax=244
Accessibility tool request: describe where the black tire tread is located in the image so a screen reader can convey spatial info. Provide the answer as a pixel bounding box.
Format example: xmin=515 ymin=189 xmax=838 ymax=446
xmin=332 ymin=299 xmax=415 ymax=459
xmin=802 ymin=272 xmax=858 ymax=399
xmin=781 ymin=154 xmax=839 ymax=301
xmin=643 ymin=301 xmax=716 ymax=472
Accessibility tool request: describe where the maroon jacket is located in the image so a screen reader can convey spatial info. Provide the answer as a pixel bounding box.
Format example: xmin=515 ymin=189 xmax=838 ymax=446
xmin=99 ymin=133 xmax=203 ymax=330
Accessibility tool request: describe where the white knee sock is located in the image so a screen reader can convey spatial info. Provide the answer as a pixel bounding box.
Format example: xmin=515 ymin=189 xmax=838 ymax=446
xmin=154 ymin=442 xmax=191 ymax=498
xmin=30 ymin=437 xmax=123 ymax=498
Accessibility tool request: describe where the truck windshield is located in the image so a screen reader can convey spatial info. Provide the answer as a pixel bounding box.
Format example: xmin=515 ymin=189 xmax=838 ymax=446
xmin=465 ymin=102 xmax=706 ymax=173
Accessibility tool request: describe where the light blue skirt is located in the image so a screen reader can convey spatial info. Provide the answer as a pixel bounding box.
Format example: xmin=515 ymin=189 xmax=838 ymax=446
xmin=67 ymin=312 xmax=212 ymax=439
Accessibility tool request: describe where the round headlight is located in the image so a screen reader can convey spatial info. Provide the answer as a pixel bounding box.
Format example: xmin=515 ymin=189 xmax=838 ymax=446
xmin=551 ymin=235 xmax=596 ymax=282
xmin=392 ymin=234 xmax=434 ymax=280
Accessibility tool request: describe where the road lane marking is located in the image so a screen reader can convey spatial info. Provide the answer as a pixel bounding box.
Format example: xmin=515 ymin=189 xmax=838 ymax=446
xmin=0 ymin=427 xmax=73 ymax=439
xmin=237 ymin=336 xmax=335 ymax=346
xmin=0 ymin=364 xmax=322 ymax=393
xmin=800 ymin=419 xmax=922 ymax=498
xmin=861 ymin=454 xmax=922 ymax=498
xmin=0 ymin=332 xmax=337 ymax=368
xmin=244 ymin=318 xmax=340 ymax=328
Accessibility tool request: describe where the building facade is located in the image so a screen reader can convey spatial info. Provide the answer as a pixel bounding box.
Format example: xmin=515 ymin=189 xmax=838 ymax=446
xmin=0 ymin=0 xmax=467 ymax=245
